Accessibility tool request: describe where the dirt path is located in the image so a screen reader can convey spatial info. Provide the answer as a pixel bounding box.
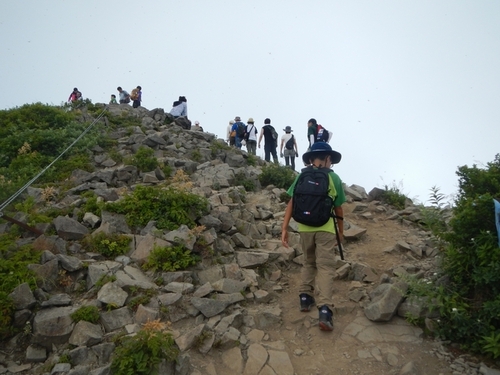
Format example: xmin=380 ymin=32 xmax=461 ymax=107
xmin=187 ymin=201 xmax=458 ymax=375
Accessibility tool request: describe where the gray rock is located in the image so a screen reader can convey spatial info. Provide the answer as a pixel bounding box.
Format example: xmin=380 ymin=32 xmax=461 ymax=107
xmin=163 ymin=225 xmax=196 ymax=250
xmin=157 ymin=293 xmax=183 ymax=306
xmin=164 ymin=282 xmax=194 ymax=294
xmin=57 ymin=254 xmax=83 ymax=272
xmin=231 ymin=233 xmax=252 ymax=248
xmin=100 ymin=211 xmax=131 ymax=234
xmin=92 ymin=343 xmax=116 ymax=366
xmin=212 ymin=278 xmax=248 ymax=294
xmin=97 ymin=282 xmax=128 ymax=307
xmin=69 ymin=321 xmax=103 ymax=347
xmin=83 ymin=212 xmax=101 ymax=228
xmin=28 ymin=259 xmax=59 ymax=293
xmin=175 ymin=323 xmax=205 ymax=351
xmin=41 ymin=293 xmax=72 ymax=307
xmin=68 ymin=346 xmax=98 ymax=367
xmin=364 ymin=281 xmax=408 ymax=322
xmin=100 ymin=307 xmax=133 ymax=332
xmin=198 ymin=215 xmax=223 ymax=231
xmin=52 ymin=363 xmax=71 ymax=374
xmin=33 ymin=306 xmax=75 ymax=347
xmin=86 ymin=261 xmax=122 ymax=290
xmin=25 ymin=345 xmax=46 ymax=363
xmin=131 ymin=234 xmax=170 ymax=263
xmin=9 ymin=283 xmax=36 ymax=310
xmin=53 ymin=216 xmax=89 ymax=240
xmin=191 ymin=297 xmax=228 ymax=318
xmin=399 ymin=361 xmax=419 ymax=375
xmin=193 ymin=282 xmax=214 ymax=298
xmin=197 ymin=266 xmax=224 ymax=284
xmin=344 ymin=224 xmax=367 ymax=240
xmin=236 ymin=251 xmax=269 ymax=268
xmin=134 ymin=304 xmax=159 ymax=325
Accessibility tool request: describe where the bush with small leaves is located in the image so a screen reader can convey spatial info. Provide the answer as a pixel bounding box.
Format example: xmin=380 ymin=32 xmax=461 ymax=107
xmin=143 ymin=244 xmax=199 ymax=272
xmin=111 ymin=320 xmax=179 ymax=375
xmin=258 ymin=163 xmax=296 ymax=189
xmin=81 ymin=232 xmax=131 ymax=258
xmin=70 ymin=305 xmax=100 ymax=324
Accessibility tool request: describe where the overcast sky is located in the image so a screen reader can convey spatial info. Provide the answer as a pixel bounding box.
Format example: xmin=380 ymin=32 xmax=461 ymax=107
xmin=1 ymin=1 xmax=498 ymax=204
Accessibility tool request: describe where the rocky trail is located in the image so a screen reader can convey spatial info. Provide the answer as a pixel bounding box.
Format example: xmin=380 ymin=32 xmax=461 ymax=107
xmin=1 ymin=104 xmax=499 ymax=375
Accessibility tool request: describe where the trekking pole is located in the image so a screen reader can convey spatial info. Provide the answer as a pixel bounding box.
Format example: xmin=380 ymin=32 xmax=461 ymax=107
xmin=332 ymin=214 xmax=344 ymax=260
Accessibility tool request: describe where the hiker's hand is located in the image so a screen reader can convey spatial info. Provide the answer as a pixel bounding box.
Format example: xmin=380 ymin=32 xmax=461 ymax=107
xmin=295 ymin=152 xmax=299 ymax=157
xmin=280 ymin=153 xmax=284 ymax=158
xmin=281 ymin=229 xmax=289 ymax=248
xmin=258 ymin=144 xmax=261 ymax=148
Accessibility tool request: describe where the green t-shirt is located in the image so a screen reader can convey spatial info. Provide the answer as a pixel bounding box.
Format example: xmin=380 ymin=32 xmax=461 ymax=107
xmin=287 ymin=169 xmax=346 ymax=233
xmin=307 ymin=125 xmax=317 ymax=147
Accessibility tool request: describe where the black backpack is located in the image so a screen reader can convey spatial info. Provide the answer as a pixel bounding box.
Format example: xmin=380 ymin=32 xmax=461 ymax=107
xmin=236 ymin=122 xmax=246 ymax=137
xmin=285 ymin=135 xmax=294 ymax=150
xmin=292 ymin=167 xmax=335 ymax=227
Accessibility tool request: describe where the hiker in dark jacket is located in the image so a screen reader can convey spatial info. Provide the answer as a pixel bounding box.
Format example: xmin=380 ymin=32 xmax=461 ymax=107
xmin=258 ymin=118 xmax=278 ymax=163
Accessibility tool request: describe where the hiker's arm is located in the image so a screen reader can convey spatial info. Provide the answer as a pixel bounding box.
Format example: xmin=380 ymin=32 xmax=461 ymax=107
xmin=294 ymin=139 xmax=298 ymax=154
xmin=280 ymin=139 xmax=284 ymax=154
xmin=334 ymin=206 xmax=344 ymax=242
xmin=281 ymin=198 xmax=293 ymax=247
xmin=309 ymin=133 xmax=315 ymax=148
xmin=258 ymin=130 xmax=264 ymax=148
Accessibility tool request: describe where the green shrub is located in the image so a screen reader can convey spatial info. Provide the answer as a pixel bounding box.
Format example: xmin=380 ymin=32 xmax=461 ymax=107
xmin=81 ymin=232 xmax=131 ymax=258
xmin=258 ymin=163 xmax=296 ymax=189
xmin=246 ymin=154 xmax=257 ymax=166
xmin=0 ymin=236 xmax=40 ymax=340
xmin=381 ymin=181 xmax=407 ymax=209
xmin=235 ymin=172 xmax=256 ymax=192
xmin=129 ymin=146 xmax=158 ymax=172
xmin=143 ymin=244 xmax=199 ymax=272
xmin=70 ymin=305 xmax=100 ymax=323
xmin=106 ymin=185 xmax=209 ymax=230
xmin=127 ymin=288 xmax=157 ymax=311
xmin=406 ymin=154 xmax=500 ymax=357
xmin=111 ymin=321 xmax=179 ymax=375
xmin=77 ymin=192 xmax=103 ymax=221
xmin=419 ymin=186 xmax=448 ymax=241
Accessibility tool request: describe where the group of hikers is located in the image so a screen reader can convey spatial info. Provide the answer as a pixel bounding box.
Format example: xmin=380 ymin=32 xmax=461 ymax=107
xmin=68 ymin=87 xmax=189 ymax=119
xmin=68 ymin=86 xmax=343 ymax=332
xmin=226 ymin=117 xmax=333 ymax=172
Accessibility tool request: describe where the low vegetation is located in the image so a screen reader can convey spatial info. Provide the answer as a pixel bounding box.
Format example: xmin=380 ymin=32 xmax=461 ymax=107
xmin=105 ymin=185 xmax=209 ymax=231
xmin=81 ymin=232 xmax=132 ymax=258
xmin=143 ymin=244 xmax=199 ymax=272
xmin=258 ymin=163 xmax=296 ymax=189
xmin=111 ymin=320 xmax=179 ymax=375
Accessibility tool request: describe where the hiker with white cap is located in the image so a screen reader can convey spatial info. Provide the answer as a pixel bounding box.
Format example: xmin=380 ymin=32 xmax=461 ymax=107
xmin=192 ymin=121 xmax=203 ymax=132
xmin=280 ymin=126 xmax=298 ymax=170
xmin=245 ymin=118 xmax=258 ymax=155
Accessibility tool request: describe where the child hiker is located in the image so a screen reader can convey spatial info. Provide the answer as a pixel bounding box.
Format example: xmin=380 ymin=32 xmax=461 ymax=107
xmin=281 ymin=141 xmax=346 ymax=331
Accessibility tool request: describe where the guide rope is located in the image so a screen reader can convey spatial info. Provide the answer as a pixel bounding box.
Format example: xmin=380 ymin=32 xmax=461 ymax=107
xmin=0 ymin=106 xmax=109 ymax=216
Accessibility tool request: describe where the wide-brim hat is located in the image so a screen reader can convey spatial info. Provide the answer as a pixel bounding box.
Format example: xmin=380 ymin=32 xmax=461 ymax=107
xmin=235 ymin=116 xmax=241 ymax=121
xmin=247 ymin=117 xmax=254 ymax=123
xmin=283 ymin=126 xmax=292 ymax=132
xmin=302 ymin=141 xmax=342 ymax=165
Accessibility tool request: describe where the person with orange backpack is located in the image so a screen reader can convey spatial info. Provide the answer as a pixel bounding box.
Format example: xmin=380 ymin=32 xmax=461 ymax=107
xmin=130 ymin=86 xmax=142 ymax=108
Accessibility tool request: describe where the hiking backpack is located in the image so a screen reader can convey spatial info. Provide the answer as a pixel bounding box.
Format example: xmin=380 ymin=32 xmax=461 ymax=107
xmin=236 ymin=122 xmax=246 ymax=137
xmin=130 ymin=88 xmax=139 ymax=100
xmin=316 ymin=124 xmax=330 ymax=143
xmin=292 ymin=167 xmax=336 ymax=227
xmin=285 ymin=135 xmax=295 ymax=150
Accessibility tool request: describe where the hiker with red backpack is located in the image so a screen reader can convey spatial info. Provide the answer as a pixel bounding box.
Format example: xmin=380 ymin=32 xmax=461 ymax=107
xmin=68 ymin=88 xmax=82 ymax=103
xmin=281 ymin=142 xmax=346 ymax=331
xmin=307 ymin=118 xmax=332 ymax=150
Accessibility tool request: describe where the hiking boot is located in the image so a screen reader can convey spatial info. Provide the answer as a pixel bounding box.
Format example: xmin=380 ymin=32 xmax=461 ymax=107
xmin=318 ymin=305 xmax=334 ymax=331
xmin=299 ymin=293 xmax=315 ymax=312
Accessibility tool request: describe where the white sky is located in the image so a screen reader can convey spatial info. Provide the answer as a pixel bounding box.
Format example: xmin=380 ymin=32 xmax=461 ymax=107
xmin=1 ymin=1 xmax=499 ymax=204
